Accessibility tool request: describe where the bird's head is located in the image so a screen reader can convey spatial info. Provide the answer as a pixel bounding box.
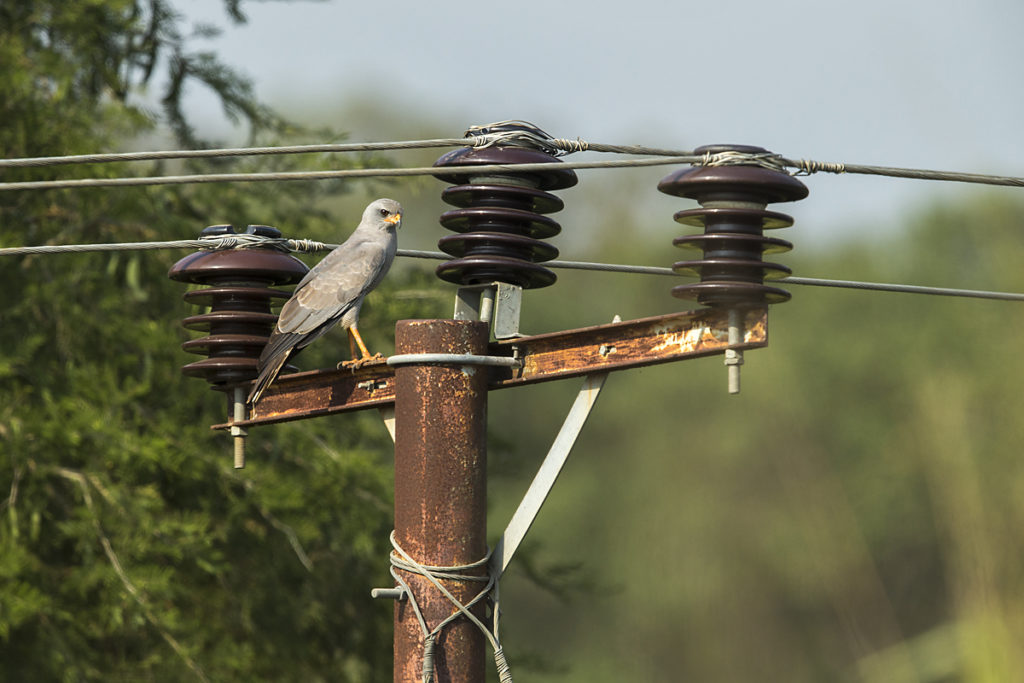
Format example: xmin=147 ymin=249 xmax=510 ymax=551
xmin=366 ymin=198 xmax=402 ymax=232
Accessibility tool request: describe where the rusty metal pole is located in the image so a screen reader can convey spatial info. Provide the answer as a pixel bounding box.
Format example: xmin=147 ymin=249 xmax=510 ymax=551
xmin=393 ymin=319 xmax=489 ymax=683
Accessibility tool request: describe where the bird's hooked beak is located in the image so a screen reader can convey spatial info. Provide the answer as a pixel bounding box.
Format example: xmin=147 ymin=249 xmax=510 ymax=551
xmin=385 ymin=212 xmax=401 ymax=226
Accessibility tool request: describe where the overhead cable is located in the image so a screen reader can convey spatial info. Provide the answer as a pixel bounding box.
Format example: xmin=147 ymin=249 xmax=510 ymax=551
xmin=2 ymin=132 xmax=1024 ymax=189
xmin=3 ymin=238 xmax=1022 ymax=303
xmin=0 ymin=128 xmax=696 ymax=169
xmin=0 ymin=138 xmax=471 ymax=168
xmin=0 ymin=156 xmax=701 ymax=191
xmin=782 ymin=276 xmax=1024 ymax=301
xmin=2 ymin=153 xmax=1021 ymax=192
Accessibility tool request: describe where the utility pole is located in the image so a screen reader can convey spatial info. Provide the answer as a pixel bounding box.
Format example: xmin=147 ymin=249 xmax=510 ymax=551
xmin=392 ymin=319 xmax=489 ymax=683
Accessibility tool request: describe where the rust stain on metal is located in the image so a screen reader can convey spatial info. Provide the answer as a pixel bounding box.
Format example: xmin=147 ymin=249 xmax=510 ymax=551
xmin=213 ymin=307 xmax=769 ymax=430
xmin=743 ymin=309 xmax=768 ymax=342
xmin=491 ymin=306 xmax=768 ymax=387
xmin=649 ymin=324 xmax=720 ymax=353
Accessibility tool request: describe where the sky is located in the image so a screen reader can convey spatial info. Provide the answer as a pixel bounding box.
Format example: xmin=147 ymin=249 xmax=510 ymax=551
xmin=175 ymin=0 xmax=1024 ymax=252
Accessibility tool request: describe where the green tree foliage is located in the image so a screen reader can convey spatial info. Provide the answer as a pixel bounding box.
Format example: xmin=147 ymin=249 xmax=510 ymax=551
xmin=0 ymin=2 xmax=443 ymax=680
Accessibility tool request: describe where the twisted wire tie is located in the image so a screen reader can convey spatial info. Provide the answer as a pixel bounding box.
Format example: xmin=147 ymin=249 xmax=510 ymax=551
xmin=388 ymin=531 xmax=511 ymax=683
xmin=494 ymin=645 xmax=512 ymax=682
xmin=285 ymin=238 xmax=328 ymax=253
xmin=550 ymin=137 xmax=590 ymax=154
xmin=196 ymin=233 xmax=331 ymax=254
xmin=422 ymin=635 xmax=437 ymax=683
xmin=464 ymin=120 xmax=585 ymax=157
xmin=791 ymin=158 xmax=848 ymax=175
xmin=196 ymin=233 xmax=292 ymax=252
xmin=694 ymin=151 xmax=849 ymax=177
xmin=468 ymin=131 xmax=587 ymax=156
xmin=699 ymin=150 xmax=790 ymax=173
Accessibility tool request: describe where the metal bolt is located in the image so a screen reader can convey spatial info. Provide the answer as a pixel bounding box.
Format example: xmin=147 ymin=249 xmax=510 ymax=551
xmin=478 ymin=286 xmax=496 ymax=323
xmin=231 ymin=386 xmax=247 ymax=468
xmin=357 ymin=379 xmax=388 ymax=392
xmin=371 ymin=587 xmax=408 ymax=601
xmin=724 ymin=309 xmax=744 ymax=395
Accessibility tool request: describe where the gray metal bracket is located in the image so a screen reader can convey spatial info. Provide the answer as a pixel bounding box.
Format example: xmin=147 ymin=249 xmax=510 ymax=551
xmin=454 ymin=282 xmax=524 ymax=339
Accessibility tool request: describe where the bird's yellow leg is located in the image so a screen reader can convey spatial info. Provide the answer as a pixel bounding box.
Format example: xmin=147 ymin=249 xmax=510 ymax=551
xmin=351 ymin=325 xmax=372 ymax=359
xmin=348 ymin=328 xmax=359 ymax=360
xmin=338 ymin=325 xmax=383 ymax=369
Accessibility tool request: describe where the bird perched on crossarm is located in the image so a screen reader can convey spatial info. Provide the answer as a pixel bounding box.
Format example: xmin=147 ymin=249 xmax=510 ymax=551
xmin=247 ymin=198 xmax=402 ymax=405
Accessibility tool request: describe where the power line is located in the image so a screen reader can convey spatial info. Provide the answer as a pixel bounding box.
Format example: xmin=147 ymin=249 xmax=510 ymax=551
xmin=782 ymin=276 xmax=1024 ymax=301
xmin=0 ymin=238 xmax=251 ymax=256
xmin=0 ymin=134 xmax=692 ymax=169
xmin=3 ymin=133 xmax=1024 ymax=190
xmin=0 ymin=156 xmax=701 ymax=192
xmin=401 ymin=251 xmax=1024 ymax=301
xmin=3 ymin=238 xmax=1022 ymax=303
xmin=396 ymin=252 xmax=1024 ymax=302
xmin=0 ymin=138 xmax=472 ymax=169
xmin=782 ymin=158 xmax=1024 ymax=187
xmin=6 ymin=153 xmax=1024 ymax=192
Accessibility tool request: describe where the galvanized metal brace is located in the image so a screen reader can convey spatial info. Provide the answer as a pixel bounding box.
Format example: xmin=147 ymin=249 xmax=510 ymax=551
xmin=492 ymin=371 xmax=609 ymax=578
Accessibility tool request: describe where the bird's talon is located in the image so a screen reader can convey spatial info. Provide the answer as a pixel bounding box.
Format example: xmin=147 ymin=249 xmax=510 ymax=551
xmin=337 ymin=353 xmax=384 ymax=371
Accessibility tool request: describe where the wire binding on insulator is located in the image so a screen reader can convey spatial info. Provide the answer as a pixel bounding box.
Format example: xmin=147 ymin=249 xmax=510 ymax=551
xmin=432 ymin=121 xmax=577 ymax=290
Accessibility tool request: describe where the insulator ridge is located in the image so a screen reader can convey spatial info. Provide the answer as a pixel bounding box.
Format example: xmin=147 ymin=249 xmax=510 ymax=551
xmin=432 ymin=129 xmax=577 ymax=290
xmin=658 ymin=144 xmax=808 ymax=307
xmin=168 ymin=224 xmax=308 ymax=388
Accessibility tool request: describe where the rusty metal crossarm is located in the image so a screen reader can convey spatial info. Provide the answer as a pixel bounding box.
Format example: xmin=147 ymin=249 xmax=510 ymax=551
xmin=213 ymin=306 xmax=768 ymax=430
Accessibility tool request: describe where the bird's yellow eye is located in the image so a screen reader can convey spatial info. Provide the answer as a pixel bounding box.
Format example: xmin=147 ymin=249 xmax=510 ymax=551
xmin=379 ymin=208 xmax=389 ymax=217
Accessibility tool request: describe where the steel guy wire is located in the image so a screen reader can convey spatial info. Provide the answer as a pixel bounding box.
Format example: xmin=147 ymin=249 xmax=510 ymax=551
xmin=387 ymin=531 xmax=512 ymax=683
xmin=3 ymin=237 xmax=1023 ymax=303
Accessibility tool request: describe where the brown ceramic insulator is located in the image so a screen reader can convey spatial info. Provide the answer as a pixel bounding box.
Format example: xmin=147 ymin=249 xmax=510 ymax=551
xmin=672 ymin=233 xmax=793 ymax=256
xmin=657 ymin=144 xmax=807 ymax=307
xmin=441 ymin=183 xmax=565 ymax=213
xmin=672 ymin=281 xmax=793 ymax=305
xmin=437 ymin=231 xmax=559 ymax=288
xmin=432 ymin=136 xmax=576 ymax=289
xmin=168 ymin=225 xmax=308 ymax=388
xmin=672 ymin=257 xmax=792 ymax=281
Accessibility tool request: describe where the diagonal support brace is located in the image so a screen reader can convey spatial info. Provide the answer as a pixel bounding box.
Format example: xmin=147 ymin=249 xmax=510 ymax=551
xmin=491 ymin=372 xmax=609 ymax=578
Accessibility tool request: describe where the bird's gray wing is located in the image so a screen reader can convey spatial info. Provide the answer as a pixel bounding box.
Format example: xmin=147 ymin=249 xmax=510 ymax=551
xmin=275 ymin=235 xmax=394 ymax=336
